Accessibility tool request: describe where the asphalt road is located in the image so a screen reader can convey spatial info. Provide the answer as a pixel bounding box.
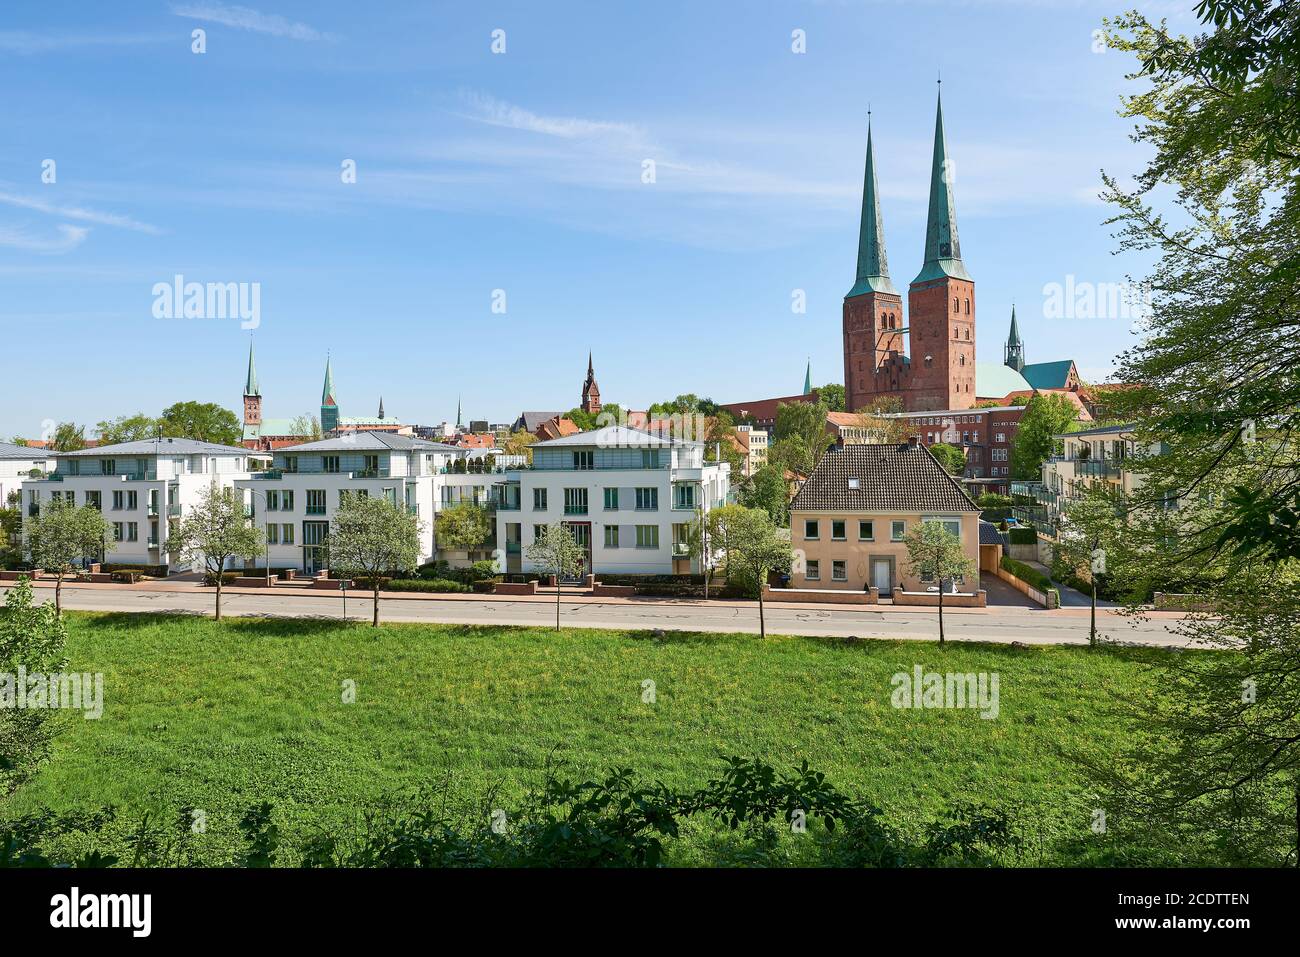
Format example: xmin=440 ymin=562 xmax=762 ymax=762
xmin=3 ymin=583 xmax=1198 ymax=647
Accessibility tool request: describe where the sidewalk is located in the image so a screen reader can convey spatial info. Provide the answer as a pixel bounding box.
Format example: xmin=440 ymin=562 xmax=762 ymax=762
xmin=3 ymin=573 xmax=1185 ymax=620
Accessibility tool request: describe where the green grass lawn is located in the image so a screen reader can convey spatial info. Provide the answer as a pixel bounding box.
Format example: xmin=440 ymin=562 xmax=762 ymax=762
xmin=9 ymin=612 xmax=1173 ymax=865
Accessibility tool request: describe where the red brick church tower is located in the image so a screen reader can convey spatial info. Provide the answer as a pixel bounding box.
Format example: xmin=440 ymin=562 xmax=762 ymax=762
xmin=581 ymin=352 xmax=602 ymax=416
xmin=844 ymin=89 xmax=975 ymax=413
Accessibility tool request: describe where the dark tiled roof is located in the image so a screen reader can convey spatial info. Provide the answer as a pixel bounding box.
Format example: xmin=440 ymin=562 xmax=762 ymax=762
xmin=979 ymin=521 xmax=1008 ymax=546
xmin=790 ymin=444 xmax=979 ymax=513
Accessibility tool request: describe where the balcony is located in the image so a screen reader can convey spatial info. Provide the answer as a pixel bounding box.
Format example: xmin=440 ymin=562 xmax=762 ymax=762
xmin=146 ymin=505 xmax=159 ymax=518
xmin=147 ymin=538 xmax=160 ymax=549
xmin=506 ymin=541 xmax=521 ymax=554
xmin=167 ymin=504 xmax=182 ymax=517
xmin=563 ymin=506 xmax=589 ymax=516
xmin=671 ymin=543 xmax=690 ymax=557
xmin=1076 ymin=459 xmax=1122 ymax=478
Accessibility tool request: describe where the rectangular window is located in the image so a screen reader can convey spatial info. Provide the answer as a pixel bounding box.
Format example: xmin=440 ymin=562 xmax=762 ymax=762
xmin=635 ymin=525 xmax=659 ymax=548
xmin=303 ymin=521 xmax=328 ymax=546
xmin=282 ymin=490 xmax=294 ymax=511
xmin=891 ymin=520 xmax=906 ymax=541
xmin=572 ymin=451 xmax=593 ymax=470
xmin=112 ymin=490 xmax=123 ymax=510
xmin=266 ymin=490 xmax=280 ymax=510
xmin=564 ymin=488 xmax=588 ymax=515
xmin=323 ymin=456 xmax=340 ymax=474
xmin=925 ymin=517 xmax=963 ymax=540
xmin=127 ymin=522 xmax=139 ymax=542
xmin=673 ymin=484 xmax=696 ymax=509
xmin=266 ymin=524 xmax=279 ymax=545
xmin=306 ymin=490 xmax=327 ymax=515
xmin=112 ymin=522 xmax=123 ymax=542
xmin=100 ymin=459 xmax=115 ymax=476
xmin=804 ymin=519 xmax=818 ymax=539
xmin=127 ymin=490 xmax=137 ymax=510
xmin=281 ymin=524 xmax=295 ymax=545
xmin=533 ymin=488 xmax=548 ymax=510
xmin=604 ymin=525 xmax=619 ymax=548
xmin=635 ymin=487 xmax=658 ymax=510
xmin=858 ymin=520 xmax=873 ymax=541
xmin=363 ymin=454 xmax=379 ymax=474
xmin=85 ymin=491 xmax=101 ymax=510
xmin=806 ymin=560 xmax=820 ymax=581
xmin=832 ymin=520 xmax=846 ymax=540
xmin=533 ymin=524 xmax=546 ymax=542
xmin=832 ymin=560 xmax=847 ymax=582
xmin=603 ymin=487 xmax=618 ymax=510
xmin=640 ymin=450 xmax=660 ymax=469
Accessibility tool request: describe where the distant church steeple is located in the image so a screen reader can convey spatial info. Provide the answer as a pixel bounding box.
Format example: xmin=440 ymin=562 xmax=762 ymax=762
xmin=581 ymin=353 xmax=601 ymax=416
xmin=242 ymin=341 xmax=262 ymax=430
xmin=320 ymin=355 xmax=339 ymax=433
xmin=378 ymin=397 xmax=385 ymax=420
xmin=1004 ymin=306 xmax=1025 ymax=373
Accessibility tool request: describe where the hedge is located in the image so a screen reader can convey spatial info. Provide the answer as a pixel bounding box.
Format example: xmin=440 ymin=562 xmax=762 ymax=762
xmin=385 ymin=578 xmax=472 ymax=593
xmin=1000 ymin=556 xmax=1056 ymax=597
xmin=101 ymin=563 xmax=169 ymax=577
xmin=1007 ymin=527 xmax=1038 ymax=546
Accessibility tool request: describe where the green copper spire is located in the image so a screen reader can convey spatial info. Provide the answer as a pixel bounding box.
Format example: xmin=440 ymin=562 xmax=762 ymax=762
xmin=803 ymin=358 xmax=812 ymax=395
xmin=1004 ymin=305 xmax=1025 ymax=372
xmin=320 ymin=356 xmax=339 ymax=433
xmin=847 ymin=116 xmax=897 ymax=298
xmin=912 ymin=87 xmax=972 ymax=284
xmin=244 ymin=342 xmax=259 ymax=396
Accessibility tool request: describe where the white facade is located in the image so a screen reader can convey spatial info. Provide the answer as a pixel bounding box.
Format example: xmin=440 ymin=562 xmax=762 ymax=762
xmin=234 ymin=432 xmax=473 ymax=572
xmin=20 ymin=438 xmax=263 ymax=568
xmin=495 ymin=426 xmax=730 ymax=577
xmin=1 ymin=442 xmax=50 ymax=509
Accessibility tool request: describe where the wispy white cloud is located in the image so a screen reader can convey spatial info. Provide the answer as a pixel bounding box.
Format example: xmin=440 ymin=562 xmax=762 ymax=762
xmin=170 ymin=2 xmax=328 ymax=41
xmin=0 ymin=192 xmax=162 ymax=234
xmin=457 ymin=92 xmax=647 ymax=143
xmin=0 ymin=224 xmax=91 ymax=254
xmin=0 ymin=31 xmax=164 ymax=55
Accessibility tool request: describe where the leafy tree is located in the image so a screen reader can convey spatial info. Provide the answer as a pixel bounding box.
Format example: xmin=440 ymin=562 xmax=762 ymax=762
xmin=174 ymin=482 xmax=264 ymax=622
xmin=24 ymin=498 xmax=109 ymax=616
xmin=1010 ymin=393 xmax=1082 ymax=481
xmin=1052 ymin=486 xmax=1121 ymax=647
xmin=434 ymin=502 xmax=492 ymax=563
xmin=841 ymin=397 xmax=916 ymax=444
xmin=525 ymin=523 xmax=585 ymax=631
xmin=773 ymin=400 xmax=834 ymax=468
xmin=288 ymin=414 xmax=322 ymax=440
xmin=739 ymin=465 xmax=791 ymax=527
xmin=928 ymin=442 xmax=967 ymax=476
xmin=503 ymin=430 xmax=538 ymax=461
xmin=95 ymin=413 xmax=159 ymax=445
xmin=902 ymin=522 xmax=976 ymax=645
xmin=702 ymin=411 xmax=746 ymax=475
xmin=816 ymin=383 xmax=846 ymax=412
xmin=327 ymin=495 xmax=423 ymax=627
xmin=49 ymin=423 xmax=86 ymax=452
xmin=159 ymin=402 xmax=241 ymax=446
xmin=1101 ymin=2 xmax=1300 ymax=563
xmin=7 ymin=437 xmax=28 ymax=447
xmin=766 ymin=436 xmax=813 ymax=479
xmin=0 ymin=578 xmax=68 ymax=796
xmin=726 ymin=507 xmax=793 ymax=639
xmin=563 ymin=408 xmax=598 ymax=432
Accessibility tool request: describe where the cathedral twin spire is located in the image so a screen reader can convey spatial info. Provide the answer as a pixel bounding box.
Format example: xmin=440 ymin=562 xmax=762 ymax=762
xmin=847 ymin=88 xmax=970 ymax=299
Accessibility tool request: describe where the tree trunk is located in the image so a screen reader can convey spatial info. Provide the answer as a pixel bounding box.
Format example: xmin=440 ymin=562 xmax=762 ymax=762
xmin=757 ymin=581 xmax=766 ymax=640
xmin=372 ymin=580 xmax=380 ymax=627
xmin=215 ymin=575 xmax=223 ymax=622
xmin=55 ymin=571 xmax=64 ymax=617
xmin=1090 ymin=580 xmax=1097 ymax=648
xmin=938 ymin=582 xmax=945 ymax=645
xmin=1294 ymin=780 xmax=1299 ymax=868
xmin=555 ymin=573 xmax=562 ymax=631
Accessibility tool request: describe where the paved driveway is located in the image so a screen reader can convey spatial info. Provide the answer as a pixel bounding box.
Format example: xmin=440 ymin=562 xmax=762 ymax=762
xmin=979 ymin=572 xmax=1039 ymax=608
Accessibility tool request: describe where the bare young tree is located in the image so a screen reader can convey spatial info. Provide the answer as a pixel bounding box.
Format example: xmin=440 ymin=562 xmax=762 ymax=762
xmin=174 ymin=482 xmax=263 ymax=622
xmin=327 ymin=494 xmax=422 ymax=626
xmin=525 ymin=523 xmax=585 ymax=631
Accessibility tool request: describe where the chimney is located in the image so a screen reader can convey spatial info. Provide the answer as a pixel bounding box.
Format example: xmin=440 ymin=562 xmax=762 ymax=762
xmin=907 ymin=434 xmax=919 ymax=448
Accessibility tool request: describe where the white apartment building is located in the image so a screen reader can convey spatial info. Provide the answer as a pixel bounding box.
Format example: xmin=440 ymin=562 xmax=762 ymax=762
xmin=733 ymin=425 xmax=768 ymax=478
xmin=1 ymin=441 xmax=50 ymax=508
xmin=495 ymin=426 xmax=730 ymax=578
xmin=234 ymin=431 xmax=476 ymax=572
xmin=20 ymin=437 xmax=265 ymax=568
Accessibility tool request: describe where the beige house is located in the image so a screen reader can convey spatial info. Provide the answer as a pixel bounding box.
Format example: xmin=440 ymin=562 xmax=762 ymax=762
xmin=789 ymin=443 xmax=981 ymax=593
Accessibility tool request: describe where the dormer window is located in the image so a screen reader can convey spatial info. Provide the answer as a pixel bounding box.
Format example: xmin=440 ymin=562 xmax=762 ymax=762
xmin=847 ymin=478 xmax=860 ymax=489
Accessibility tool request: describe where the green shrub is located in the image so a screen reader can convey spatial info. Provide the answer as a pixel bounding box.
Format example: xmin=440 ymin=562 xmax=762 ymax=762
xmin=385 ymin=578 xmax=472 ymax=593
xmin=101 ymin=563 xmax=169 ymax=577
xmin=1007 ymin=527 xmax=1038 ymax=546
xmin=1000 ymin=556 xmax=1052 ymax=593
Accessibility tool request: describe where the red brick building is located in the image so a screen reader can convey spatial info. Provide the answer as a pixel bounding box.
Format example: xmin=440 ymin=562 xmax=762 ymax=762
xmin=845 ymin=92 xmax=976 ymax=414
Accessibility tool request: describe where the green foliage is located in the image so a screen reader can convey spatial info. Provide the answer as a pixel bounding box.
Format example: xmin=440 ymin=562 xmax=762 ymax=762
xmin=773 ymin=400 xmax=834 ymax=468
xmin=385 ymin=578 xmax=473 ymax=593
xmin=976 ymin=493 xmax=1013 ymax=509
xmin=726 ymin=508 xmax=793 ymax=630
xmin=94 ymin=413 xmax=159 ymax=445
xmin=0 ymin=579 xmax=68 ymax=796
xmin=328 ymin=495 xmax=424 ymax=625
xmin=738 ymin=466 xmax=790 ymax=527
xmin=49 ymin=422 xmax=86 ymax=452
xmin=1010 ymin=394 xmax=1083 ymax=480
xmin=815 ymin=383 xmax=845 ymax=412
xmin=928 ymin=442 xmax=966 ymax=475
xmin=434 ymin=502 xmax=492 ymax=555
xmin=24 ymin=499 xmax=110 ymax=613
xmin=158 ymin=401 xmax=241 ymax=446
xmin=174 ymin=482 xmax=264 ymax=621
xmin=1007 ymin=527 xmax=1038 ymax=546
xmin=999 ymin=555 xmax=1054 ymax=595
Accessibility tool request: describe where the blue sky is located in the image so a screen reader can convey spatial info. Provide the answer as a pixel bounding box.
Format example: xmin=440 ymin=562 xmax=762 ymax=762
xmin=0 ymin=0 xmax=1194 ymax=439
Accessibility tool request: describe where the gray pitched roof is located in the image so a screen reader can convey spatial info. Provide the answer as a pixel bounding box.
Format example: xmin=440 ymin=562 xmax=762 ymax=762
xmin=534 ymin=425 xmax=696 ymax=449
xmin=56 ymin=437 xmax=255 ymax=457
xmin=979 ymin=521 xmax=1008 ymax=546
xmin=790 ymin=444 xmax=978 ymax=513
xmin=0 ymin=441 xmax=47 ymax=461
xmin=515 ymin=411 xmax=562 ymax=433
xmin=277 ymin=431 xmax=462 ymax=454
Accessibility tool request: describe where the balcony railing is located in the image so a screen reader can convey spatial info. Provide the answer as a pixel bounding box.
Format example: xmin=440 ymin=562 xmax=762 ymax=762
xmin=564 ymin=506 xmax=589 ymax=515
xmin=506 ymin=542 xmax=521 ymax=554
xmin=671 ymin=543 xmax=690 ymax=557
xmin=1076 ymin=459 xmax=1122 ymax=478
xmin=167 ymin=504 xmax=182 ymax=517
